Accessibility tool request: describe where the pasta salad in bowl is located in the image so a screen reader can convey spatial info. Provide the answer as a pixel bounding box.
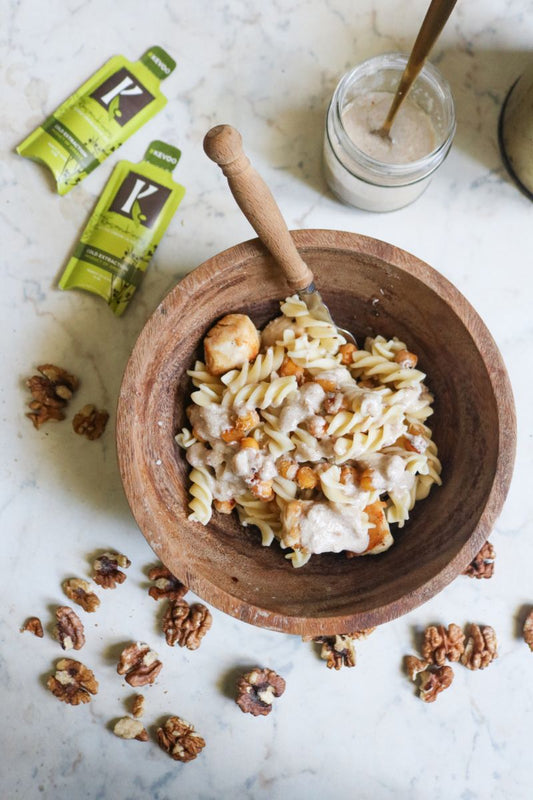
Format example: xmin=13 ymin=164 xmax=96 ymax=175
xmin=117 ymin=230 xmax=515 ymax=635
xmin=176 ymin=294 xmax=442 ymax=569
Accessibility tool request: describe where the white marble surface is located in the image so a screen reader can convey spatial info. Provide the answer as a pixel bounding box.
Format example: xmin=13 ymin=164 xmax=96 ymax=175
xmin=2 ymin=1 xmax=532 ymax=798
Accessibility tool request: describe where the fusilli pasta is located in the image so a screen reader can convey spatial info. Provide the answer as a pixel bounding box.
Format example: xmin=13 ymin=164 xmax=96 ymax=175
xmin=176 ymin=296 xmax=442 ymax=566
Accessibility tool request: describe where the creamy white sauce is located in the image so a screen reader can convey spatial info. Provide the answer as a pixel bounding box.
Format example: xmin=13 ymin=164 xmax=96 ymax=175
xmin=187 ymin=437 xmax=278 ymax=502
xmin=278 ymin=382 xmax=325 ymax=432
xmin=342 ymin=91 xmax=437 ymax=164
xmin=359 ymin=453 xmax=415 ymax=493
xmin=313 ymin=367 xmax=353 ymax=388
xmin=188 ymin=404 xmax=233 ymax=440
xmin=290 ymin=500 xmax=370 ymax=555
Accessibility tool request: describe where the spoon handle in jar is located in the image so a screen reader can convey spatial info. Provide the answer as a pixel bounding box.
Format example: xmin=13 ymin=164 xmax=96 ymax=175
xmin=203 ymin=124 xmax=314 ymax=291
xmin=381 ymin=0 xmax=457 ymax=137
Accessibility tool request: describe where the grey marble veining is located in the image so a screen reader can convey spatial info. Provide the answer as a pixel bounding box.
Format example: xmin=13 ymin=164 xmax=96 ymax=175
xmin=1 ymin=1 xmax=532 ymax=798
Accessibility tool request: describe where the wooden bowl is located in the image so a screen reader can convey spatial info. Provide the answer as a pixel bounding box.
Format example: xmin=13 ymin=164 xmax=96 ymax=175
xmin=117 ymin=230 xmax=515 ymax=636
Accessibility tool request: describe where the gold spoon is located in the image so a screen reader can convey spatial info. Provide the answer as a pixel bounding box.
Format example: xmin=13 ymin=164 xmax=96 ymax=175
xmin=373 ymin=0 xmax=457 ymax=140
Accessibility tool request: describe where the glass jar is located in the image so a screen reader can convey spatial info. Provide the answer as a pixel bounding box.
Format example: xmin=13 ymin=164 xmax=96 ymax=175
xmin=323 ymin=53 xmax=456 ymax=212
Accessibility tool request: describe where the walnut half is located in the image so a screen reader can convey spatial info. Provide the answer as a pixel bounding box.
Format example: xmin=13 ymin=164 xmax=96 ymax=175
xmin=93 ymin=551 xmax=131 ymax=589
xmin=463 ymin=541 xmax=495 ymax=579
xmin=310 ymin=634 xmax=358 ymax=670
xmin=405 ymin=655 xmax=453 ymax=703
xmin=162 ymin=600 xmax=212 ymax=650
xmin=55 ymin=606 xmax=85 ymax=651
xmin=405 ymin=655 xmax=430 ymax=681
xmin=422 ymin=623 xmax=465 ymax=665
xmin=47 ymin=658 xmax=98 ymax=705
xmin=63 ymin=578 xmax=100 ymax=613
xmin=147 ymin=564 xmax=187 ymax=602
xmin=117 ymin=642 xmax=163 ymax=687
xmin=72 ymin=405 xmax=109 ymax=440
xmin=419 ymin=666 xmax=454 ymax=703
xmin=236 ymin=668 xmax=286 ymax=716
xmin=157 ymin=716 xmax=205 ymax=762
xmin=25 ymin=364 xmax=79 ymax=429
xmin=460 ymin=624 xmax=498 ymax=670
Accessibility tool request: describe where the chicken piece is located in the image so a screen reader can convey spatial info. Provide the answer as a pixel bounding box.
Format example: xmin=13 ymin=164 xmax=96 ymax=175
xmin=204 ymin=314 xmax=260 ymax=376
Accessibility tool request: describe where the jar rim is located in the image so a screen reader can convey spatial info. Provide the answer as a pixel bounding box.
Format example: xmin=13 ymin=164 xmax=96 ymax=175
xmin=331 ymin=52 xmax=456 ymax=179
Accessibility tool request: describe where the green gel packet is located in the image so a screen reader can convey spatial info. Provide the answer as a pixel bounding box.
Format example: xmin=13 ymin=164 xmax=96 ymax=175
xmin=16 ymin=46 xmax=176 ymax=194
xmin=58 ymin=140 xmax=185 ymax=316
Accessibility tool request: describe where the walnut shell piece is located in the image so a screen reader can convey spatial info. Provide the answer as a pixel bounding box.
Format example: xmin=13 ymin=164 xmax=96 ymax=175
xmin=523 ymin=610 xmax=533 ymax=652
xmin=63 ymin=578 xmax=100 ymax=613
xmin=93 ymin=551 xmax=131 ymax=589
xmin=460 ymin=624 xmax=498 ymax=670
xmin=236 ymin=668 xmax=286 ymax=716
xmin=72 ymin=404 xmax=109 ymax=440
xmin=117 ymin=642 xmax=163 ymax=687
xmin=162 ymin=600 xmax=212 ymax=650
xmin=113 ymin=717 xmax=148 ymax=742
xmin=419 ymin=666 xmax=454 ymax=703
xmin=20 ymin=616 xmax=44 ymax=638
xmin=147 ymin=564 xmax=187 ymax=601
xmin=463 ymin=540 xmax=495 ymax=579
xmin=47 ymin=658 xmax=98 ymax=705
xmin=55 ymin=606 xmax=85 ymax=651
xmin=422 ymin=623 xmax=465 ymax=665
xmin=157 ymin=716 xmax=205 ymax=762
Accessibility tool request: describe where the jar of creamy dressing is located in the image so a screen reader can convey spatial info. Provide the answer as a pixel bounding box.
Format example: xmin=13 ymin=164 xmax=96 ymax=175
xmin=323 ymin=53 xmax=456 ymax=212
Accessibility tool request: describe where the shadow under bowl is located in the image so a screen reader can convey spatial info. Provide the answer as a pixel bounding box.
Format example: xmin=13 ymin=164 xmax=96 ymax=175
xmin=116 ymin=229 xmax=516 ymax=636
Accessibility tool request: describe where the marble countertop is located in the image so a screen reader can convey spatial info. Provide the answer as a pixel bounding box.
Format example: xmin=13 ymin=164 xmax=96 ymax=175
xmin=2 ymin=1 xmax=532 ymax=798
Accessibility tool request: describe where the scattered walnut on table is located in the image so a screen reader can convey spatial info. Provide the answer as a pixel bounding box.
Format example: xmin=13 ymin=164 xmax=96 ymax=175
xmin=113 ymin=717 xmax=148 ymax=742
xmin=20 ymin=616 xmax=44 ymax=638
xmin=92 ymin=551 xmax=131 ymax=589
xmin=418 ymin=665 xmax=454 ymax=703
xmin=72 ymin=404 xmax=109 ymax=440
xmin=313 ymin=634 xmax=358 ymax=670
xmin=131 ymin=694 xmax=145 ymax=719
xmin=463 ymin=540 xmax=495 ymax=579
xmin=55 ymin=606 xmax=85 ymax=651
xmin=523 ymin=610 xmax=533 ymax=652
xmin=422 ymin=623 xmax=465 ymax=665
xmin=461 ymin=624 xmax=498 ymax=670
xmin=162 ymin=600 xmax=212 ymax=650
xmin=405 ymin=655 xmax=430 ymax=681
xmin=117 ymin=642 xmax=163 ymax=687
xmin=47 ymin=658 xmax=98 ymax=705
xmin=25 ymin=364 xmax=79 ymax=429
xmin=156 ymin=716 xmax=205 ymax=762
xmin=236 ymin=668 xmax=286 ymax=716
xmin=63 ymin=578 xmax=100 ymax=612
xmin=147 ymin=564 xmax=187 ymax=602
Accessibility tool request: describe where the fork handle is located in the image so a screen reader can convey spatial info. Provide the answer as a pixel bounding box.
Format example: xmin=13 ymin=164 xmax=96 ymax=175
xmin=203 ymin=124 xmax=314 ymax=291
